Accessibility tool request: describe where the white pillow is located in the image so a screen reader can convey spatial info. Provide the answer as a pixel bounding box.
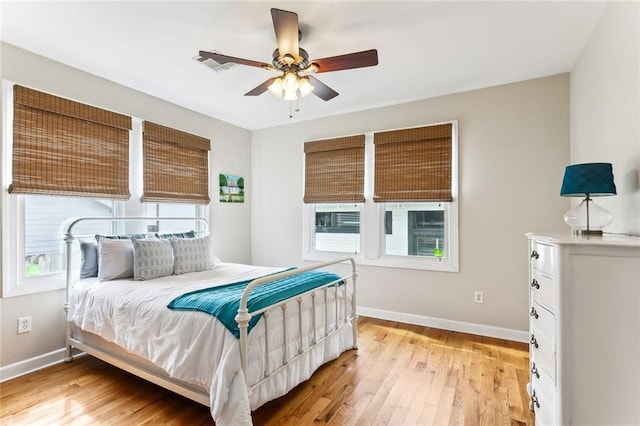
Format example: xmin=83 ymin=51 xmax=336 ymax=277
xmin=170 ymin=235 xmax=213 ymax=275
xmin=98 ymin=238 xmax=134 ymax=281
xmin=131 ymin=238 xmax=174 ymax=280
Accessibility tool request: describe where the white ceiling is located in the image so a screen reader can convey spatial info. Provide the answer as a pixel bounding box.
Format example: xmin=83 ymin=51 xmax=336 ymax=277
xmin=0 ymin=1 xmax=607 ymax=131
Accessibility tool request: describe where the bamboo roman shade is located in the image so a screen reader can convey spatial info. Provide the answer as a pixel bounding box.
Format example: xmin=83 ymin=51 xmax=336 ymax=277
xmin=374 ymin=123 xmax=453 ymax=202
xmin=9 ymin=85 xmax=132 ymax=199
xmin=304 ymin=135 xmax=365 ymax=203
xmin=141 ymin=121 xmax=210 ymax=204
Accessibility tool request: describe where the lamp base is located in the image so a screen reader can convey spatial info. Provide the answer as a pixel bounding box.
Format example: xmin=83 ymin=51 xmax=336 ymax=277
xmin=574 ymin=229 xmax=603 ymax=236
xmin=564 ymin=197 xmax=613 ymax=235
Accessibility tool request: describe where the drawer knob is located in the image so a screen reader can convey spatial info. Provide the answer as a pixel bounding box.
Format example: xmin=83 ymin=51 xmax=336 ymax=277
xmin=531 ymin=390 xmax=540 ymax=409
xmin=530 ymin=279 xmax=540 ymax=290
xmin=530 ymin=334 xmax=539 ymax=348
xmin=531 ymin=362 xmax=540 ymax=379
xmin=530 ymin=250 xmax=540 ymax=260
xmin=530 ymin=307 xmax=539 ymax=319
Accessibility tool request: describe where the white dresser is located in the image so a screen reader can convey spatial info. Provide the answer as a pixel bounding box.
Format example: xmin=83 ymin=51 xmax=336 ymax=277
xmin=526 ymin=233 xmax=640 ymax=426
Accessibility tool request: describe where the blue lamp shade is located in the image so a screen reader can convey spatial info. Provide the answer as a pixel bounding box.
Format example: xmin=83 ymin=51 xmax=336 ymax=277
xmin=560 ymin=162 xmax=617 ymax=197
xmin=559 ymin=163 xmax=617 ymax=235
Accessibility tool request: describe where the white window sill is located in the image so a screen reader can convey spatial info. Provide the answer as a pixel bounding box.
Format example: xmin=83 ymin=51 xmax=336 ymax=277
xmin=2 ymin=273 xmax=66 ymax=298
xmin=303 ymin=251 xmax=458 ymax=272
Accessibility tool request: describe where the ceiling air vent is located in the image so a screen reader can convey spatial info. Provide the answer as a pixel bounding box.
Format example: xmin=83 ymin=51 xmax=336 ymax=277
xmin=193 ymin=50 xmax=238 ymax=72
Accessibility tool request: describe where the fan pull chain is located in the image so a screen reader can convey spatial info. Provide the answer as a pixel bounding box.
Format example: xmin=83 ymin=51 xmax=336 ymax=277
xmin=288 ymin=100 xmax=302 ymax=119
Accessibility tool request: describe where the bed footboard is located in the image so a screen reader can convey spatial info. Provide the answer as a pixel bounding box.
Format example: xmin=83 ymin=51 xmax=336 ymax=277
xmin=235 ymin=256 xmax=358 ymax=395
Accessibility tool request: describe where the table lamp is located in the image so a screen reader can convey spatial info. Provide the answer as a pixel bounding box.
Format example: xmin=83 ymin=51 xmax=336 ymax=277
xmin=560 ymin=162 xmax=616 ymax=235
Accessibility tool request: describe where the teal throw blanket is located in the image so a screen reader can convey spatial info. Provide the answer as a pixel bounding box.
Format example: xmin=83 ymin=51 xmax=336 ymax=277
xmin=167 ymin=270 xmax=342 ymax=338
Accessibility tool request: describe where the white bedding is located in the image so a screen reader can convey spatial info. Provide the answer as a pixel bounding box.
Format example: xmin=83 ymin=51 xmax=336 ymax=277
xmin=67 ymin=262 xmax=355 ymax=425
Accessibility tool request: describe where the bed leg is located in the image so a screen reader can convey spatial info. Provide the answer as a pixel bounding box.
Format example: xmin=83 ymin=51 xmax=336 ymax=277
xmin=64 ymin=346 xmax=73 ymax=363
xmin=64 ymin=321 xmax=73 ymax=362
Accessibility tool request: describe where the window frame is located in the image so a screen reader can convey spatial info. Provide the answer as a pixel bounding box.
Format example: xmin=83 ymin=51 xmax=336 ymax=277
xmin=303 ymin=121 xmax=459 ymax=272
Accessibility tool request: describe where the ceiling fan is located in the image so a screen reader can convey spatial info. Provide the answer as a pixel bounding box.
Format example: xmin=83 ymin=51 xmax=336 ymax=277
xmin=199 ymin=8 xmax=378 ymax=102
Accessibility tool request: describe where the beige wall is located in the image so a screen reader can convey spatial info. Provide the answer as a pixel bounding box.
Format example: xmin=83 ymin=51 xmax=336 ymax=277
xmin=251 ymin=74 xmax=570 ymax=333
xmin=0 ymin=42 xmax=253 ymax=367
xmin=571 ymin=1 xmax=640 ymax=236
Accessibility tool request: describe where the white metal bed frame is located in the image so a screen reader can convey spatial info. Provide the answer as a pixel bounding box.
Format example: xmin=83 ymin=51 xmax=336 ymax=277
xmin=63 ymin=216 xmax=358 ymax=409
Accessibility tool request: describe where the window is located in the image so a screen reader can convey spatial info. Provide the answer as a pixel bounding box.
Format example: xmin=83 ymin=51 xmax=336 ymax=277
xmin=302 ymin=135 xmax=365 ymax=257
xmin=303 ymin=122 xmax=458 ymax=272
xmin=24 ymin=196 xmax=117 ymax=277
xmin=384 ymin=203 xmax=445 ymax=257
xmin=1 ymin=82 xmax=211 ymax=297
xmin=313 ymin=203 xmax=361 ymax=254
xmin=145 ymin=202 xmax=206 ymax=235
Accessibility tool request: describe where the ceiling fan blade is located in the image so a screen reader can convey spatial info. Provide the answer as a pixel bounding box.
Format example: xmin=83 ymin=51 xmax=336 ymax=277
xmin=244 ymin=78 xmax=277 ymax=96
xmin=308 ymin=76 xmax=339 ymax=101
xmin=199 ymin=50 xmax=270 ymax=69
xmin=271 ymin=8 xmax=299 ymax=60
xmin=311 ymin=49 xmax=379 ymax=73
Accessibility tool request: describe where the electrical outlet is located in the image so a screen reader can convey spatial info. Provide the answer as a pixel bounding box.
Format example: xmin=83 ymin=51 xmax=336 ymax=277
xmin=474 ymin=291 xmax=484 ymax=304
xmin=17 ymin=316 xmax=32 ymax=334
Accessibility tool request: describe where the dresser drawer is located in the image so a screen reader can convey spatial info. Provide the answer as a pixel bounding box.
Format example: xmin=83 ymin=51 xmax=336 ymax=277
xmin=532 ymin=388 xmax=556 ymax=426
xmin=530 ymin=301 xmax=555 ymax=343
xmin=530 ymin=270 xmax=556 ymax=311
xmin=530 ymin=327 xmax=555 ymax=379
xmin=531 ymin=366 xmax=556 ymax=425
xmin=531 ymin=242 xmax=554 ymax=276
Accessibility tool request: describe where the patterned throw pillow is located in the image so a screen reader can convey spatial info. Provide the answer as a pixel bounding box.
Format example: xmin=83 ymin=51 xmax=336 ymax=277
xmin=170 ymin=235 xmax=211 ymax=275
xmin=96 ymin=233 xmax=146 ymax=242
xmin=155 ymin=230 xmax=196 ymax=239
xmin=131 ymin=238 xmax=174 ymax=281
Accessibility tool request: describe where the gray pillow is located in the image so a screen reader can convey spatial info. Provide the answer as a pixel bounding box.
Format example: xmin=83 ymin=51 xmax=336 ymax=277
xmin=94 ymin=233 xmax=147 ymax=277
xmin=131 ymin=238 xmax=174 ymax=281
xmin=98 ymin=239 xmax=134 ymax=281
xmin=80 ymin=240 xmax=98 ymax=279
xmin=171 ymin=235 xmax=212 ymax=275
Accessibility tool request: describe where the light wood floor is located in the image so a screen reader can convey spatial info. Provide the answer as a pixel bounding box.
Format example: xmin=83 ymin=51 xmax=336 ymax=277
xmin=1 ymin=316 xmax=534 ymax=425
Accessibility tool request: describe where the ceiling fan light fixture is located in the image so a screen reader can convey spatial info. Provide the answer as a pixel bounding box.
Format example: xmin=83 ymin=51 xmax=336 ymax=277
xmin=283 ymin=88 xmax=298 ymax=101
xmin=271 ymin=72 xmax=314 ymax=100
xmin=268 ymin=77 xmax=284 ymax=97
xmin=283 ymin=72 xmax=298 ymax=92
xmin=298 ymin=76 xmax=314 ymax=98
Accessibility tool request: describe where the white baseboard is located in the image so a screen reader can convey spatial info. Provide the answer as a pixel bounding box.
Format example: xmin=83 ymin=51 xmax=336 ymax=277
xmin=1 ymin=348 xmax=67 ymax=383
xmin=0 ymin=348 xmax=85 ymax=383
xmin=356 ymin=306 xmax=529 ymax=343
